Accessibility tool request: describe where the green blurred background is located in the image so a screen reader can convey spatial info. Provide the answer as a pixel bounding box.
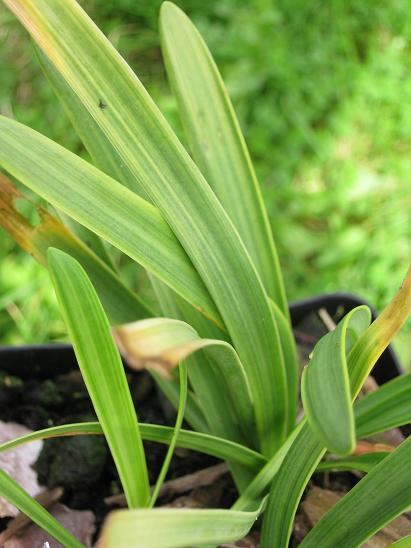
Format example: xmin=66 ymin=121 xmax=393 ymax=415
xmin=0 ymin=0 xmax=410 ymax=366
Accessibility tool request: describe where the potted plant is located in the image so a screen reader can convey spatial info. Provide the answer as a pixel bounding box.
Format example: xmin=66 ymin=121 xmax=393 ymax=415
xmin=0 ymin=1 xmax=410 ymax=546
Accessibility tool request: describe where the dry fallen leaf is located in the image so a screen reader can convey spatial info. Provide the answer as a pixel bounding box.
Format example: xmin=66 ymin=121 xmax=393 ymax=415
xmin=4 ymin=503 xmax=95 ymax=547
xmin=301 ymin=486 xmax=411 ymax=546
xmin=0 ymin=488 xmax=63 ymax=545
xmin=0 ymin=421 xmax=43 ymax=517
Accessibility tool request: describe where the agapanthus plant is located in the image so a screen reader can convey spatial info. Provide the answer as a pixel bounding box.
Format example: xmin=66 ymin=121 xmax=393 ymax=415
xmin=0 ymin=1 xmax=410 ymax=546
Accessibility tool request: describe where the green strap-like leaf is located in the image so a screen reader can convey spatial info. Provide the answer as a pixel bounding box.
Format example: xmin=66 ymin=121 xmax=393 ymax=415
xmin=300 ymin=436 xmax=411 ymax=547
xmin=48 ymin=248 xmax=150 ymax=508
xmin=5 ymin=0 xmax=287 ymax=454
xmin=0 ymin=115 xmax=221 ymax=327
xmin=301 ymin=306 xmax=371 ymax=455
xmin=36 ymin=47 xmax=131 ymax=268
xmin=35 ymin=47 xmax=146 ymax=198
xmin=0 ymin=469 xmax=83 ymax=547
xmin=0 ymin=422 xmax=267 ymax=473
xmin=0 ymin=173 xmax=150 ymax=325
xmin=149 ymin=370 xmax=210 ymax=434
xmin=37 ymin=42 xmax=245 ymax=459
xmin=260 ymin=420 xmax=325 ymax=547
xmin=232 ymin=423 xmax=303 ymax=511
xmin=316 ymin=452 xmax=389 ymax=473
xmin=355 ymin=372 xmax=411 ymax=439
xmin=150 ymin=279 xmax=257 ymax=491
xmin=270 ymin=299 xmax=298 ymax=432
xmin=37 ymin=48 xmax=224 ymax=449
xmin=150 ymin=362 xmax=187 ymax=507
xmin=150 ymin=279 xmax=239 ymax=440
xmin=260 ymin=267 xmax=411 ymax=547
xmin=160 ymin=2 xmax=288 ymax=318
xmin=56 ymin=210 xmax=116 ymax=270
xmin=348 ymin=266 xmax=411 ymax=394
xmin=99 ymin=499 xmax=265 ymax=548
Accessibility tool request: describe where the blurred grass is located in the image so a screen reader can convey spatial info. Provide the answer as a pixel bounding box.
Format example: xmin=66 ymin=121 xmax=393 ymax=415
xmin=0 ymin=0 xmax=410 ymax=367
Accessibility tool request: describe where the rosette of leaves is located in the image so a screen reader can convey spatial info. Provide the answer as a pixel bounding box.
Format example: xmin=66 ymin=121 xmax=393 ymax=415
xmin=0 ymin=1 xmax=410 ymax=546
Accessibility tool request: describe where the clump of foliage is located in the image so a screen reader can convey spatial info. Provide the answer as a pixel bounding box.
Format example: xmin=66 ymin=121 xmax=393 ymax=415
xmin=0 ymin=1 xmax=410 ymax=546
xmin=2 ymin=0 xmax=411 ymax=357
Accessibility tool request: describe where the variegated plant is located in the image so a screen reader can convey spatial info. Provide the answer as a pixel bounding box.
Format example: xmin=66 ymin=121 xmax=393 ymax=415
xmin=0 ymin=1 xmax=410 ymax=546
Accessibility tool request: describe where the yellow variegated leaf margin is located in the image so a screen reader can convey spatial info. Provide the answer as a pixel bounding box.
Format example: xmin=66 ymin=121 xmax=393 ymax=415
xmin=4 ymin=0 xmax=287 ymax=454
xmin=349 ymin=265 xmax=411 ymax=397
xmin=269 ymin=299 xmax=298 ymax=432
xmin=391 ymin=534 xmax=411 ymax=547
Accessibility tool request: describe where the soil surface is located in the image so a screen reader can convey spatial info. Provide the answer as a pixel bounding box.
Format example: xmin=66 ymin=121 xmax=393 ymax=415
xmin=0 ymin=306 xmax=408 ymax=546
xmin=0 ymin=366 xmax=223 ymax=541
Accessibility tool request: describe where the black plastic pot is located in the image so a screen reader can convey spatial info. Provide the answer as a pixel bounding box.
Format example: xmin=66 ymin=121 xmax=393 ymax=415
xmin=0 ymin=292 xmax=402 ymax=382
xmin=289 ymin=292 xmax=402 ymax=383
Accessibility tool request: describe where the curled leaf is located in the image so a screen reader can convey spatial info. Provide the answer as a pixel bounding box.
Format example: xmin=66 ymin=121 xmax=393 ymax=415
xmin=115 ymin=318 xmax=200 ymax=376
xmin=301 ymin=306 xmax=371 ymax=455
xmin=115 ymin=318 xmax=254 ymax=438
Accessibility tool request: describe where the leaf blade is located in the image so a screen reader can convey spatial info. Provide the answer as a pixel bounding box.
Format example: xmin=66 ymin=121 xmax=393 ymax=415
xmin=316 ymin=452 xmax=389 ymax=473
xmin=48 ymin=248 xmax=150 ymax=508
xmin=301 ymin=306 xmax=371 ymax=455
xmin=115 ymin=317 xmax=255 ymax=443
xmin=0 ymin=469 xmax=83 ymax=547
xmin=270 ymin=299 xmax=298 ymax=432
xmin=160 ymin=2 xmax=288 ymax=316
xmin=355 ymin=371 xmax=411 ymax=439
xmin=5 ymin=0 xmax=288 ymax=454
xmin=300 ymin=436 xmax=411 ymax=547
xmin=260 ymin=267 xmax=411 ymax=547
xmin=0 ymin=115 xmax=221 ymax=327
xmin=0 ymin=173 xmax=150 ymax=325
xmin=0 ymin=422 xmax=267 ymax=473
xmin=150 ymin=362 xmax=188 ymax=507
xmin=99 ymin=500 xmax=265 ymax=548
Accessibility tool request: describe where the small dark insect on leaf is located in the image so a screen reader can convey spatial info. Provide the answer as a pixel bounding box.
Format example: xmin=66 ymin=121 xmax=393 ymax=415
xmin=98 ymin=98 xmax=107 ymax=110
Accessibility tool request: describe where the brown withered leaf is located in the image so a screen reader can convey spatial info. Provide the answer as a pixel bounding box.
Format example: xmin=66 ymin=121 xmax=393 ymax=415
xmin=114 ymin=318 xmax=207 ymax=377
xmin=0 ymin=172 xmax=73 ymax=266
xmin=354 ymin=440 xmax=395 ymax=455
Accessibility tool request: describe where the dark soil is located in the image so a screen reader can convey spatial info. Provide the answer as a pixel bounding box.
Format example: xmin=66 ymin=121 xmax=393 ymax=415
xmin=0 ymin=305 xmax=405 ymax=546
xmin=0 ymin=366 xmax=223 ymax=538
